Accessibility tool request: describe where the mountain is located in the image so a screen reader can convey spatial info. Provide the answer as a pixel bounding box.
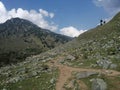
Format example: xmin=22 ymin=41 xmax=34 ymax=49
xmin=0 ymin=13 xmax=120 ymax=90
xmin=0 ymin=18 xmax=72 ymax=66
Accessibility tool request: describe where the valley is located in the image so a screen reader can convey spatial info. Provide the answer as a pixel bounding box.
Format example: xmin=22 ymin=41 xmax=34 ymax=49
xmin=0 ymin=12 xmax=120 ymax=90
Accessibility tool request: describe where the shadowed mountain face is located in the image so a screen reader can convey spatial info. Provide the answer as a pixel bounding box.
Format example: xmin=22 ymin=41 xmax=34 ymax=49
xmin=0 ymin=18 xmax=72 ymax=66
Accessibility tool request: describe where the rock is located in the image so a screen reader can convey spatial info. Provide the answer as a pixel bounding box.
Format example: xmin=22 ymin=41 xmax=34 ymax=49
xmin=32 ymin=71 xmax=38 ymax=76
xmin=28 ymin=71 xmax=38 ymax=77
xmin=16 ymin=67 xmax=27 ymax=74
xmin=66 ymin=55 xmax=75 ymax=61
xmin=96 ymin=59 xmax=112 ymax=69
xmin=90 ymin=64 xmax=97 ymax=68
xmin=90 ymin=78 xmax=107 ymax=90
xmin=8 ymin=76 xmax=22 ymax=83
xmin=50 ymin=78 xmax=55 ymax=84
xmin=59 ymin=59 xmax=65 ymax=64
xmin=18 ymin=86 xmax=22 ymax=89
xmin=2 ymin=71 xmax=12 ymax=77
xmin=42 ymin=60 xmax=47 ymax=63
xmin=78 ymin=63 xmax=83 ymax=66
xmin=2 ymin=88 xmax=7 ymax=90
xmin=110 ymin=64 xmax=117 ymax=69
xmin=75 ymin=71 xmax=97 ymax=79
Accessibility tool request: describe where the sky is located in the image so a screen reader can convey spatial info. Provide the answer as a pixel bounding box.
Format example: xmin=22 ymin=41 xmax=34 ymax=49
xmin=0 ymin=0 xmax=120 ymax=37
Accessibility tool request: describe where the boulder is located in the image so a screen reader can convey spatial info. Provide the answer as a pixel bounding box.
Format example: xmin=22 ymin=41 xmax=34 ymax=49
xmin=110 ymin=64 xmax=117 ymax=69
xmin=75 ymin=71 xmax=97 ymax=79
xmin=90 ymin=78 xmax=107 ymax=90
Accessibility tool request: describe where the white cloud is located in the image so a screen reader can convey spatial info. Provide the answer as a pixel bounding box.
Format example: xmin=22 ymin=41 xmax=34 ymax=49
xmin=39 ymin=9 xmax=49 ymax=17
xmin=0 ymin=1 xmax=57 ymax=31
xmin=93 ymin=0 xmax=120 ymax=14
xmin=60 ymin=26 xmax=87 ymax=37
xmin=0 ymin=1 xmax=6 ymax=13
xmin=49 ymin=13 xmax=54 ymax=18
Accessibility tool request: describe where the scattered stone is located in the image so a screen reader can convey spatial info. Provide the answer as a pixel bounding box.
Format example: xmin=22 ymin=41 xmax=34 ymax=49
xmin=66 ymin=55 xmax=75 ymax=61
xmin=17 ymin=67 xmax=28 ymax=74
xmin=78 ymin=63 xmax=83 ymax=66
xmin=8 ymin=76 xmax=22 ymax=83
xmin=65 ymin=80 xmax=74 ymax=89
xmin=2 ymin=88 xmax=7 ymax=90
xmin=28 ymin=71 xmax=38 ymax=78
xmin=50 ymin=78 xmax=56 ymax=84
xmin=96 ymin=59 xmax=112 ymax=69
xmin=35 ymin=76 xmax=41 ymax=79
xmin=110 ymin=64 xmax=117 ymax=69
xmin=2 ymin=71 xmax=12 ymax=77
xmin=42 ymin=60 xmax=47 ymax=63
xmin=90 ymin=78 xmax=107 ymax=90
xmin=59 ymin=60 xmax=65 ymax=64
xmin=31 ymin=71 xmax=38 ymax=76
xmin=90 ymin=64 xmax=97 ymax=68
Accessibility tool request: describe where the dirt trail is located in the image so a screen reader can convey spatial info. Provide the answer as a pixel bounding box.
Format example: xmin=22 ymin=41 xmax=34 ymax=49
xmin=56 ymin=65 xmax=72 ymax=90
xmin=78 ymin=80 xmax=88 ymax=90
xmin=48 ymin=60 xmax=120 ymax=90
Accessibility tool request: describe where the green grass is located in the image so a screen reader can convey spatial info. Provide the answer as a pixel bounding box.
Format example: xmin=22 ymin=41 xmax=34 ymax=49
xmin=0 ymin=69 xmax=59 ymax=90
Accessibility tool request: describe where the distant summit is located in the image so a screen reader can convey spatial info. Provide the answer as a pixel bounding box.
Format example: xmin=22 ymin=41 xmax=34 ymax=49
xmin=0 ymin=18 xmax=72 ymax=66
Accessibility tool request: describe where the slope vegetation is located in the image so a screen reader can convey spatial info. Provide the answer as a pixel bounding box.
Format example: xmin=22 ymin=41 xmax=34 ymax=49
xmin=0 ymin=18 xmax=72 ymax=66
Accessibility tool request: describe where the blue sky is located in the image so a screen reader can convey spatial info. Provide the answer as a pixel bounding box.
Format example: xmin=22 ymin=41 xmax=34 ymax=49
xmin=0 ymin=0 xmax=120 ymax=37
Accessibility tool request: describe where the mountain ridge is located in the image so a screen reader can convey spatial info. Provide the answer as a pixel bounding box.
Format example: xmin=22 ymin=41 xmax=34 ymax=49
xmin=0 ymin=17 xmax=72 ymax=66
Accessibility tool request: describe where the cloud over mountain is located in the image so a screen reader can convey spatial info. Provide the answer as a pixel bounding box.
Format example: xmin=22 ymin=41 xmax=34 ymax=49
xmin=0 ymin=1 xmax=87 ymax=37
xmin=0 ymin=1 xmax=57 ymax=31
xmin=60 ymin=26 xmax=86 ymax=37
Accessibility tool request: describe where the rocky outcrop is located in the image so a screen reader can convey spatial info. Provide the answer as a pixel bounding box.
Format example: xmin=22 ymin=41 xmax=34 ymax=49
xmin=90 ymin=78 xmax=107 ymax=90
xmin=96 ymin=59 xmax=112 ymax=69
xmin=96 ymin=59 xmax=117 ymax=69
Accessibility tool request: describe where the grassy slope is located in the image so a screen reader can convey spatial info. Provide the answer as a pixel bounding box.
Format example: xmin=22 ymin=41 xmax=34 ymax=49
xmin=60 ymin=12 xmax=120 ymax=70
xmin=0 ymin=71 xmax=59 ymax=90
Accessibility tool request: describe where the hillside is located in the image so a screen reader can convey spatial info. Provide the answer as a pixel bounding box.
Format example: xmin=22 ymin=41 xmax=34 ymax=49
xmin=0 ymin=12 xmax=120 ymax=90
xmin=0 ymin=18 xmax=72 ymax=66
xmin=68 ymin=12 xmax=120 ymax=70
